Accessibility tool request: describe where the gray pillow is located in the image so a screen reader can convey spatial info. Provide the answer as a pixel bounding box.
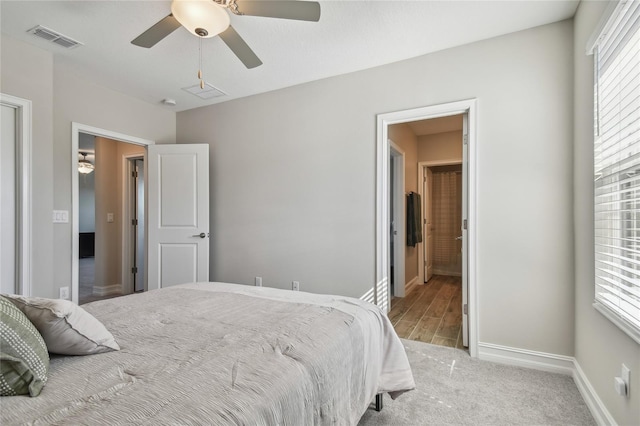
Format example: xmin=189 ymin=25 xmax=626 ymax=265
xmin=0 ymin=295 xmax=49 ymax=396
xmin=4 ymin=295 xmax=120 ymax=356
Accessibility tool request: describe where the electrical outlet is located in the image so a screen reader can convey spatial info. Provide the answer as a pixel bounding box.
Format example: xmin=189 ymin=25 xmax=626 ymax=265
xmin=292 ymin=281 xmax=300 ymax=291
xmin=255 ymin=277 xmax=262 ymax=287
xmin=59 ymin=286 xmax=70 ymax=300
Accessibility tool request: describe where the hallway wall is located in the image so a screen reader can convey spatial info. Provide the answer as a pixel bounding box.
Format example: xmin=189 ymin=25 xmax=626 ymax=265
xmin=93 ymin=137 xmax=144 ymax=295
xmin=418 ymin=131 xmax=462 ymax=162
xmin=389 ymin=123 xmax=419 ymax=287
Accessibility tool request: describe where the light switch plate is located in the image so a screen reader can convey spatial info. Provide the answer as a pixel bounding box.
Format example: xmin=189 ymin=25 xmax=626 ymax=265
xmin=622 ymin=364 xmax=630 ymax=396
xmin=52 ymin=210 xmax=69 ymax=223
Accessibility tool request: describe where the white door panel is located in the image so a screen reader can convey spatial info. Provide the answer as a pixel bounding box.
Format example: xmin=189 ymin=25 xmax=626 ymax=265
xmin=159 ymin=155 xmax=198 ymax=226
xmin=160 ymin=244 xmax=198 ymax=287
xmin=148 ymin=144 xmax=209 ymax=290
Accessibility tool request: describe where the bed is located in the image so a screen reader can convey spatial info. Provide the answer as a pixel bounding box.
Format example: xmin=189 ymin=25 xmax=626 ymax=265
xmin=1 ymin=282 xmax=415 ymax=425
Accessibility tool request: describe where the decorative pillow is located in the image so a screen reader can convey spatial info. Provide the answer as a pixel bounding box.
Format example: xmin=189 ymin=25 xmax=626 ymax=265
xmin=4 ymin=295 xmax=120 ymax=356
xmin=0 ymin=295 xmax=49 ymax=396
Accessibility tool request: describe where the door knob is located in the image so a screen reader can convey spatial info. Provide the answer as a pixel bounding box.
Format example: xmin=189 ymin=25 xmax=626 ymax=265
xmin=455 ymin=236 xmax=463 ymax=240
xmin=192 ymin=232 xmax=206 ymax=238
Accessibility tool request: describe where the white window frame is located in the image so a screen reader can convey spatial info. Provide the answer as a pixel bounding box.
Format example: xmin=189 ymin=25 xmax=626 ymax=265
xmin=589 ymin=0 xmax=640 ymax=344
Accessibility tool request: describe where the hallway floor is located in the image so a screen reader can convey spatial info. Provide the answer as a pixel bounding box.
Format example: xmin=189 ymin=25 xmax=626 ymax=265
xmin=389 ymin=275 xmax=465 ymax=349
xmin=79 ymin=257 xmax=122 ymax=305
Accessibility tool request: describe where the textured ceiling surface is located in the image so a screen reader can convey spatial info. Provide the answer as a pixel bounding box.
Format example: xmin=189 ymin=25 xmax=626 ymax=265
xmin=1 ymin=1 xmax=579 ymax=112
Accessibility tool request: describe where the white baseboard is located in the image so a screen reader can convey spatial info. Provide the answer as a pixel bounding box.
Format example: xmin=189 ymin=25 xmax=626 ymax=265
xmin=432 ymin=269 xmax=462 ymax=277
xmin=405 ymin=276 xmax=418 ymax=296
xmin=92 ymin=284 xmax=122 ymax=296
xmin=478 ymin=342 xmax=574 ymax=375
xmin=573 ymin=360 xmax=617 ymax=426
xmin=477 ymin=342 xmax=616 ymax=425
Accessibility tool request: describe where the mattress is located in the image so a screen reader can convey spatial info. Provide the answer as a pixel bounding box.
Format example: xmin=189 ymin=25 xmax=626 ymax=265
xmin=1 ymin=282 xmax=414 ymax=425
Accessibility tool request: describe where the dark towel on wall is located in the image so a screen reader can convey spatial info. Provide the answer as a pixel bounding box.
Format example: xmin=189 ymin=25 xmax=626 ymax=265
xmin=406 ymin=192 xmax=423 ymax=247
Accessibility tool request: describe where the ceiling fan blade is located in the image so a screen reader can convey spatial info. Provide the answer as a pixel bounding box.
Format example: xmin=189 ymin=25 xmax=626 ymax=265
xmin=219 ymin=25 xmax=263 ymax=69
xmin=235 ymin=1 xmax=321 ymax=22
xmin=131 ymin=14 xmax=182 ymax=48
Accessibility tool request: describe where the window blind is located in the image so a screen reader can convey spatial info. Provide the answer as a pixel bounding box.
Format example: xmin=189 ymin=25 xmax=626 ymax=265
xmin=593 ymin=0 xmax=640 ymax=339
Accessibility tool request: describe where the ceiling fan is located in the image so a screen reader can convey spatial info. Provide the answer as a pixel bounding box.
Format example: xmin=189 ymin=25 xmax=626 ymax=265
xmin=131 ymin=0 xmax=321 ymax=69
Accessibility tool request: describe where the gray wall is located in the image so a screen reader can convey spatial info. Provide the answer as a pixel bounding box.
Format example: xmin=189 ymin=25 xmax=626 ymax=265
xmin=1 ymin=35 xmax=54 ymax=299
xmin=52 ymin=60 xmax=176 ymax=298
xmin=177 ymin=20 xmax=576 ymax=355
xmin=573 ymin=2 xmax=640 ymax=424
xmin=1 ymin=35 xmax=176 ymax=298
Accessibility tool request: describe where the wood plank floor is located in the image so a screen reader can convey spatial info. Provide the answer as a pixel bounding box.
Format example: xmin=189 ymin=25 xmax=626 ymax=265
xmin=390 ymin=275 xmax=466 ymax=350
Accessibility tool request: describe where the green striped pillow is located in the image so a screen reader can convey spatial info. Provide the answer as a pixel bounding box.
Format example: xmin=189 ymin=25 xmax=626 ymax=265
xmin=0 ymin=295 xmax=49 ymax=396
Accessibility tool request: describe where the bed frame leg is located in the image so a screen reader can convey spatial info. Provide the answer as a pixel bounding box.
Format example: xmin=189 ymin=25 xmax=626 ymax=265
xmin=375 ymin=393 xmax=383 ymax=412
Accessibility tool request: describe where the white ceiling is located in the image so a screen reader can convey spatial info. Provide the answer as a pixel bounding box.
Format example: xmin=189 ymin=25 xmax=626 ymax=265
xmin=0 ymin=0 xmax=579 ymax=112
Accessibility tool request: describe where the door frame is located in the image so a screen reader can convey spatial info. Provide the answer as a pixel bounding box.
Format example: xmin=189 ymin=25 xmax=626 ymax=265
xmin=389 ymin=140 xmax=405 ymax=298
xmin=71 ymin=122 xmax=154 ymax=304
xmin=0 ymin=93 xmax=32 ymax=296
xmin=376 ymin=99 xmax=478 ymax=357
xmin=417 ymin=160 xmax=462 ymax=284
xmin=122 ymin=154 xmax=145 ymax=295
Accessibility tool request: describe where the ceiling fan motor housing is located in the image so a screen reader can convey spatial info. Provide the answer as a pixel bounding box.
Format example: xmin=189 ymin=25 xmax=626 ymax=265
xmin=170 ymin=0 xmax=230 ymax=38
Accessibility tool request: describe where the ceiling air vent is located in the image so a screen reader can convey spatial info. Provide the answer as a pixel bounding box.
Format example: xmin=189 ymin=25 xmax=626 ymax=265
xmin=182 ymin=82 xmax=226 ymax=100
xmin=27 ymin=25 xmax=82 ymax=49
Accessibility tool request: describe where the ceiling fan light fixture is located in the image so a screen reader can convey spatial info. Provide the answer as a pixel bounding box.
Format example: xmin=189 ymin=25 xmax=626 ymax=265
xmin=78 ymin=160 xmax=94 ymax=174
xmin=78 ymin=152 xmax=95 ymax=174
xmin=171 ymin=0 xmax=230 ymax=38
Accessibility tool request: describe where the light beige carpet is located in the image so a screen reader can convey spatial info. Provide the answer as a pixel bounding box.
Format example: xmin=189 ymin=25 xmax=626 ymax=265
xmin=359 ymin=339 xmax=595 ymax=425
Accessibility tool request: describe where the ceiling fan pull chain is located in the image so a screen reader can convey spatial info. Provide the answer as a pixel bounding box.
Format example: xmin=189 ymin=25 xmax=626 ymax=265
xmin=198 ymin=36 xmax=204 ymax=89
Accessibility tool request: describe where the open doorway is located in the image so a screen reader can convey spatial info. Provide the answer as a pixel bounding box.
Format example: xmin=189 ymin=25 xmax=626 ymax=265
xmin=72 ymin=123 xmax=154 ymax=305
xmin=77 ymin=134 xmax=145 ymax=304
xmin=387 ymin=115 xmax=466 ymax=350
xmin=376 ymin=99 xmax=477 ymax=357
xmin=422 ymin=163 xmax=462 ymax=279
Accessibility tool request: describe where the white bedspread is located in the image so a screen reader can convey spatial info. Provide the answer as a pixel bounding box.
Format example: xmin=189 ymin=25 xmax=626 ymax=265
xmin=1 ymin=282 xmax=414 ymax=425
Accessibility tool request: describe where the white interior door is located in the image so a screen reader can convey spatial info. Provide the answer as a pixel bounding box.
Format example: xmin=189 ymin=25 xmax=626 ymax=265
xmin=389 ymin=142 xmax=405 ymax=297
xmin=1 ymin=105 xmax=16 ymax=294
xmin=424 ymin=168 xmax=433 ymax=282
xmin=135 ymin=159 xmax=145 ymax=292
xmin=148 ymin=144 xmax=209 ymax=290
xmin=462 ymin=114 xmax=469 ymax=347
